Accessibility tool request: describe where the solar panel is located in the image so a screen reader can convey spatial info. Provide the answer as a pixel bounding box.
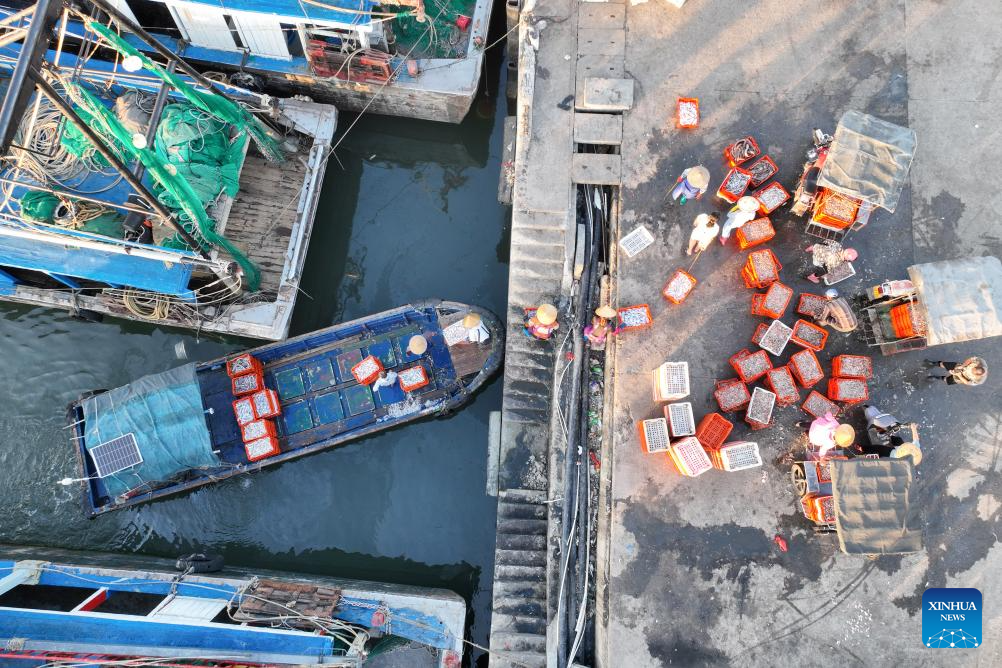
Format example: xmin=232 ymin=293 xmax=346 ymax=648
xmin=89 ymin=433 xmax=143 ymax=478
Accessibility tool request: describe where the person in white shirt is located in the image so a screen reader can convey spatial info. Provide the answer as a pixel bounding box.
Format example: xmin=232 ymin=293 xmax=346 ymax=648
xmin=686 ymin=212 xmax=720 ymax=255
xmin=372 ymin=369 xmax=398 ymax=391
xmin=719 ymin=196 xmax=759 ymax=244
xmin=463 ymin=313 xmax=490 ymax=343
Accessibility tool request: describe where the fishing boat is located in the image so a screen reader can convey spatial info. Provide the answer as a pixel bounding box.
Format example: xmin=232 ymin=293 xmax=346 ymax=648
xmin=0 ymin=546 xmax=466 ymax=666
xmin=0 ymin=7 xmax=336 ymax=339
xmin=2 ymin=0 xmax=493 ymax=124
xmin=67 ymin=300 xmax=503 ymax=516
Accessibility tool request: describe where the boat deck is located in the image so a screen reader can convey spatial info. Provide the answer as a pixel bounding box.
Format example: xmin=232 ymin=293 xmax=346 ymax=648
xmin=220 ymin=152 xmax=309 ymax=293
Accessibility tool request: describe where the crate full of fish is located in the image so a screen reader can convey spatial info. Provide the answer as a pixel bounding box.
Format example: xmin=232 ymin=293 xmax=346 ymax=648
xmin=832 ymin=354 xmax=873 ymax=379
xmin=351 ymin=355 xmax=384 ymax=385
xmin=241 ymin=419 xmax=277 ymax=443
xmin=617 ymin=304 xmax=653 ymax=331
xmin=754 ymin=182 xmax=790 ymax=214
xmin=797 ymin=293 xmax=827 ymax=318
xmin=723 ymin=136 xmax=760 ymax=166
xmin=227 ymin=353 xmax=262 ymax=378
xmin=399 ymin=365 xmax=430 ymax=392
xmin=801 ymin=390 xmax=841 ymax=418
xmin=827 ymin=377 xmax=869 ymax=404
xmin=791 ymin=319 xmax=829 ymax=351
xmin=758 ymin=320 xmax=793 ymax=356
xmin=790 ymin=349 xmax=824 ymax=388
xmin=662 ymin=269 xmax=697 ymax=304
xmin=251 ymin=389 xmax=282 ymax=419
xmin=245 ymin=435 xmax=281 ymax=462
xmin=717 ymin=167 xmax=753 ymax=203
xmin=747 ymin=155 xmax=778 ymax=187
xmin=754 ymin=282 xmax=793 ymax=319
xmin=735 ymin=217 xmax=775 ymax=250
xmin=731 ymin=349 xmax=772 ymax=383
xmin=765 ymin=366 xmax=799 ymax=405
xmin=745 ymin=387 xmax=776 ymax=429
xmin=232 ymin=371 xmax=264 ymax=396
xmin=676 ymin=97 xmax=699 ymax=128
xmin=714 ymin=379 xmax=751 ymax=412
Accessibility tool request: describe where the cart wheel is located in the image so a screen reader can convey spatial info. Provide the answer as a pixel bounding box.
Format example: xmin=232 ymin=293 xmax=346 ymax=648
xmin=790 ymin=464 xmax=807 ymax=496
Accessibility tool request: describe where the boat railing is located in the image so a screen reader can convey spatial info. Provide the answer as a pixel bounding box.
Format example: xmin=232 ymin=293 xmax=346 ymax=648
xmin=305 ymin=41 xmax=392 ymax=83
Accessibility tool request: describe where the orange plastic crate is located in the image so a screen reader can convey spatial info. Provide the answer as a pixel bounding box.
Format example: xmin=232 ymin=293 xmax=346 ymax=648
xmin=617 ymin=304 xmax=653 ymax=331
xmin=747 ymin=155 xmax=778 ymax=187
xmin=676 ymin=97 xmax=699 ymax=128
xmin=250 ymin=389 xmax=282 ymax=419
xmin=351 ymin=355 xmax=384 ymax=385
xmin=797 ymin=292 xmax=827 ymax=318
xmin=801 ymin=390 xmax=841 ymax=418
xmin=663 ymin=269 xmax=697 ymax=304
xmin=723 ymin=135 xmax=760 ymax=166
xmin=751 ymin=322 xmax=769 ymax=346
xmin=714 ymin=379 xmax=751 ymax=412
xmin=790 ymin=319 xmax=829 ymax=351
xmin=803 ymin=494 xmax=836 ymax=523
xmin=765 ymin=366 xmax=799 ymax=406
xmin=398 ymin=365 xmax=430 ymax=392
xmin=832 ymin=354 xmax=873 ymax=379
xmin=735 ymin=217 xmax=775 ymax=250
xmin=789 ymin=349 xmax=824 ymax=388
xmin=754 ymin=182 xmax=790 ymax=215
xmin=231 ymin=371 xmax=264 ymax=397
xmin=244 ymin=435 xmax=281 ymax=462
xmin=667 ymin=436 xmax=713 ymax=477
xmin=241 ymin=419 xmax=277 ymax=443
xmin=731 ymin=349 xmax=772 ymax=383
xmin=813 ymin=189 xmax=860 ymax=229
xmin=695 ymin=413 xmax=734 ymax=450
xmin=754 ymin=282 xmax=793 ymax=319
xmin=717 ymin=166 xmax=753 ymax=203
xmin=227 ymin=353 xmax=262 ymax=378
xmin=742 ymin=249 xmax=782 ymax=288
xmin=890 ymin=303 xmax=917 ymax=338
xmin=827 ymin=377 xmax=869 ymax=404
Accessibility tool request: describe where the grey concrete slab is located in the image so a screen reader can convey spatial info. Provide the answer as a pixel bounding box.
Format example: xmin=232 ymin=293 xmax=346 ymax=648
xmin=571 ymin=153 xmax=623 ymax=185
xmin=574 ymin=112 xmax=624 ymax=145
xmin=576 ymin=54 xmax=625 ymax=81
xmin=579 ymin=77 xmax=635 ymax=111
xmin=576 ymin=27 xmax=626 ymax=57
xmin=597 ymin=1 xmax=1002 ymax=667
xmin=578 ymin=3 xmax=626 ymax=29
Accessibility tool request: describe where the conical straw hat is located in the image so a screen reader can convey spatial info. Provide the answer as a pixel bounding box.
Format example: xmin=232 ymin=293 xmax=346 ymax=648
xmin=737 ymin=195 xmax=759 ymax=212
xmin=595 ymin=305 xmax=617 ymax=319
xmin=687 ymin=166 xmax=710 ymax=189
xmin=407 ymin=335 xmax=428 ymax=355
xmin=891 ymin=442 xmax=922 ymax=465
xmin=536 ymin=303 xmax=558 ymax=325
xmin=834 ymin=424 xmax=855 ymax=446
xmin=462 ymin=313 xmax=482 ymax=328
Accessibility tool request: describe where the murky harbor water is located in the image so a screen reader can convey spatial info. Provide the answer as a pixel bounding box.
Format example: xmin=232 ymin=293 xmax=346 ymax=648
xmin=0 ymin=53 xmax=509 ymax=664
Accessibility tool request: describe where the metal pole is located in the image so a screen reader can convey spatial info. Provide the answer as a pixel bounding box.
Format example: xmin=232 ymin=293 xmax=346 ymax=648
xmin=132 ymin=61 xmax=176 ymax=180
xmin=0 ymin=176 xmax=159 ymax=217
xmin=0 ymin=28 xmax=29 ymax=49
xmin=30 ymin=71 xmax=211 ymax=257
xmin=0 ymin=6 xmax=35 ymax=28
xmin=0 ymin=0 xmax=60 ymax=151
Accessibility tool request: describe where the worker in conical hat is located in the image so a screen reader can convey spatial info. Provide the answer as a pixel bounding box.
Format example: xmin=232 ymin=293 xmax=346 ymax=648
xmin=668 ymin=165 xmax=710 ymax=205
xmin=524 ymin=303 xmax=559 ymax=340
xmin=463 ymin=312 xmax=491 ymax=343
xmin=796 ymin=413 xmax=854 ymax=458
xmin=720 ymin=196 xmax=760 ymax=244
xmin=407 ymin=334 xmax=428 ymax=355
xmin=585 ymin=305 xmax=619 ymax=350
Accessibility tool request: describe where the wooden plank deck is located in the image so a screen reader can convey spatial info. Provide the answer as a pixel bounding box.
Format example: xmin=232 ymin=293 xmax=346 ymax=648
xmin=222 ymin=153 xmax=309 ymax=292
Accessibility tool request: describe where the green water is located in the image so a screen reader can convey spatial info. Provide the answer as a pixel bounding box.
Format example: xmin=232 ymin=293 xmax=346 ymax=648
xmin=0 ymin=53 xmax=510 ymax=664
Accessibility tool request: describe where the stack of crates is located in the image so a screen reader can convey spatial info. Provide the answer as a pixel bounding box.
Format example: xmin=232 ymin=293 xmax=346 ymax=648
xmin=751 ymin=282 xmax=793 ymax=319
xmin=707 ymin=441 xmax=763 ymax=472
xmin=695 ymin=413 xmax=733 ymax=450
xmin=813 ymin=189 xmax=860 ymax=230
xmin=228 ymin=353 xmax=282 ymax=463
xmin=827 ymin=377 xmax=870 ymax=405
xmin=741 ymin=249 xmax=782 ymax=288
xmin=638 ymin=418 xmax=671 ymax=454
xmin=652 ymin=361 xmax=690 ymax=402
xmin=735 ymin=217 xmax=776 ymax=250
xmin=667 ymin=436 xmax=713 ymax=477
xmin=664 ymin=402 xmax=696 ymax=437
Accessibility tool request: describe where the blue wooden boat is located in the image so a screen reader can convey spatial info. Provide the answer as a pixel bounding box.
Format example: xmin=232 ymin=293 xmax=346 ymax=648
xmin=67 ymin=300 xmax=503 ymax=516
xmin=0 ymin=546 xmax=466 ymax=666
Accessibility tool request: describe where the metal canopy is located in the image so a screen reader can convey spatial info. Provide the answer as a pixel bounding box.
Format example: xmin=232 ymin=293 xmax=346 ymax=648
xmin=909 ymin=256 xmax=1002 ymax=346
xmin=817 ymin=110 xmax=916 ymax=213
xmin=830 ymin=459 xmax=923 ymax=555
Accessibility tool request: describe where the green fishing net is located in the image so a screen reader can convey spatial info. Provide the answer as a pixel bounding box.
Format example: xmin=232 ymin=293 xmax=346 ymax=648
xmin=19 ymin=190 xmax=59 ymax=223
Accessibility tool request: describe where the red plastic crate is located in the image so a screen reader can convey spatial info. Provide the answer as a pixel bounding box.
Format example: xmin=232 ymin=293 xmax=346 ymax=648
xmin=832 ymin=354 xmax=873 ymax=379
xmin=813 ymin=189 xmax=860 ymax=229
xmin=750 ymin=293 xmax=765 ymax=316
xmin=751 ymin=322 xmax=769 ymax=346
xmin=789 ymin=349 xmax=824 ymax=388
xmin=351 ymin=355 xmax=384 ymax=385
xmin=791 ymin=319 xmax=829 ymax=351
xmin=676 ymin=97 xmax=699 ymax=128
xmin=695 ymin=412 xmax=734 ymax=450
xmin=617 ymin=304 xmax=653 ymax=331
xmin=241 ymin=419 xmax=277 ymax=443
xmin=753 ymin=282 xmax=793 ymax=319
xmin=735 ymin=217 xmax=775 ymax=250
xmin=250 ymin=389 xmax=281 ymax=419
xmin=765 ymin=366 xmax=799 ymax=406
xmin=731 ymin=349 xmax=773 ymax=383
xmin=723 ymin=135 xmax=760 ymax=166
xmin=227 ymin=353 xmax=262 ymax=378
xmin=717 ymin=166 xmax=753 ymax=203
xmin=231 ymin=371 xmax=264 ymax=397
xmin=797 ymin=292 xmax=827 ymax=318
xmin=244 ymin=435 xmax=280 ymax=462
xmin=827 ymin=377 xmax=869 ymax=404
xmin=742 ymin=249 xmax=782 ymax=288
xmin=663 ymin=269 xmax=697 ymax=304
xmin=801 ymin=390 xmax=841 ymax=418
xmin=754 ymin=182 xmax=790 ymax=215
xmin=747 ymin=155 xmax=778 ymax=187
xmin=714 ymin=379 xmax=751 ymax=412
xmin=398 ymin=365 xmax=430 ymax=392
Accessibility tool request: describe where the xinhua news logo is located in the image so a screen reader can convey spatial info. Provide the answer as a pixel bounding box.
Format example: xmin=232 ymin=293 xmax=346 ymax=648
xmin=922 ymin=588 xmax=982 ymax=649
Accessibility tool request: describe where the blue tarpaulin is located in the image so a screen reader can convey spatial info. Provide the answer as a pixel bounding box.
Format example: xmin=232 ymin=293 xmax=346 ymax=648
xmin=81 ymin=364 xmax=218 ymax=498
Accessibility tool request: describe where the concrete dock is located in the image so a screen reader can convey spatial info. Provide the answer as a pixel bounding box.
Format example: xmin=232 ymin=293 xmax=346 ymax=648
xmin=492 ymin=0 xmax=1002 ymax=666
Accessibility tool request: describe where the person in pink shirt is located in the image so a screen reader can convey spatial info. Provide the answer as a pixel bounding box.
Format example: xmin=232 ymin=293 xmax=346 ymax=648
xmin=797 ymin=413 xmax=855 ymax=457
